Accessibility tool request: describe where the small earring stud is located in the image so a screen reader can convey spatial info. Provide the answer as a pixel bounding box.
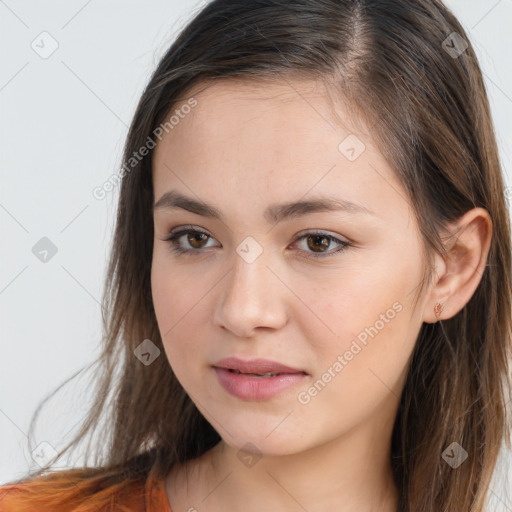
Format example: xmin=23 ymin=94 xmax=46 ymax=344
xmin=434 ymin=302 xmax=444 ymax=319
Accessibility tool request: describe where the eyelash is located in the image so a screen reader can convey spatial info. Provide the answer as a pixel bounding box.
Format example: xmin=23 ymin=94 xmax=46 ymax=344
xmin=160 ymin=225 xmax=352 ymax=260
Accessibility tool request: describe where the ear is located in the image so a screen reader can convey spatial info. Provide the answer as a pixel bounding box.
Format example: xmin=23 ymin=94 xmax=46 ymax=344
xmin=423 ymin=207 xmax=492 ymax=324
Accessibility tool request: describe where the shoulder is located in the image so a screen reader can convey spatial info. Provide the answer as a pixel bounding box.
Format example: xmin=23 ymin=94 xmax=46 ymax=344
xmin=0 ymin=469 xmax=149 ymax=512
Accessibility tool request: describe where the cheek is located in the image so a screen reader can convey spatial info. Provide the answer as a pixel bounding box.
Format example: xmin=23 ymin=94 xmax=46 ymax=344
xmin=293 ymin=299 xmax=415 ymax=437
xmin=287 ymin=258 xmax=412 ymax=349
xmin=151 ymin=251 xmax=209 ymax=333
xmin=150 ymin=258 xmax=205 ymax=374
xmin=289 ymin=254 xmax=420 ymax=396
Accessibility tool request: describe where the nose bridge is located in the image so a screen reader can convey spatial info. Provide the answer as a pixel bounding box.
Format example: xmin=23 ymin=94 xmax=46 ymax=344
xmin=214 ymin=238 xmax=287 ymax=336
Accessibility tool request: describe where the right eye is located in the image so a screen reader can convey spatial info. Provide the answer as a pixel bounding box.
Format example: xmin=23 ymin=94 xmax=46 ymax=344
xmin=161 ymin=226 xmax=219 ymax=256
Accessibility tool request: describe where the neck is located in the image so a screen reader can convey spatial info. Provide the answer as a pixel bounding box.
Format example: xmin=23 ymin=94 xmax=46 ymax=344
xmin=192 ymin=413 xmax=399 ymax=512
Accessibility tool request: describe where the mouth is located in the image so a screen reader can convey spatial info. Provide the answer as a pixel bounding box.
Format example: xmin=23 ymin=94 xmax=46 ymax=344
xmin=221 ymin=368 xmax=302 ymax=378
xmin=211 ymin=357 xmax=308 ymax=401
xmin=212 ymin=356 xmax=307 ymax=376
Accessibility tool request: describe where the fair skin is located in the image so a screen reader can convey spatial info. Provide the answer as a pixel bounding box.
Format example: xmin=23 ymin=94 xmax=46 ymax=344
xmin=150 ymin=78 xmax=492 ymax=512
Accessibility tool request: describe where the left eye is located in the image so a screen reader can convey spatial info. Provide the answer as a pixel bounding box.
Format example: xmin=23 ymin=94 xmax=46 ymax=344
xmin=292 ymin=232 xmax=351 ymax=259
xmin=161 ymin=227 xmax=352 ymax=260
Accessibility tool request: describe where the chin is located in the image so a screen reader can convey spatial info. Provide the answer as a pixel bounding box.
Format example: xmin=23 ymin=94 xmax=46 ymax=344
xmin=215 ymin=420 xmax=310 ymax=458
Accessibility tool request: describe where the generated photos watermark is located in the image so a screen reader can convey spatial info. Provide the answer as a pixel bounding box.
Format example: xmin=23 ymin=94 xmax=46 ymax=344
xmin=92 ymin=97 xmax=198 ymax=200
xmin=297 ymin=300 xmax=403 ymax=405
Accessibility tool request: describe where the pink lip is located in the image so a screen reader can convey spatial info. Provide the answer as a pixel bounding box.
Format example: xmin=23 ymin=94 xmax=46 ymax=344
xmin=212 ymin=357 xmax=308 ymax=401
xmin=213 ymin=357 xmax=305 ymax=374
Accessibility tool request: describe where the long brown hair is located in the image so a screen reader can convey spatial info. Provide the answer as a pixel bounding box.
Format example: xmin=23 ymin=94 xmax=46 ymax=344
xmin=4 ymin=1 xmax=511 ymax=511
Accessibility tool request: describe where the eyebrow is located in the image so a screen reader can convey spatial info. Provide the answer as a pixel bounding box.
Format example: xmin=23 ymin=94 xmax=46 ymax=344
xmin=153 ymin=190 xmax=376 ymax=224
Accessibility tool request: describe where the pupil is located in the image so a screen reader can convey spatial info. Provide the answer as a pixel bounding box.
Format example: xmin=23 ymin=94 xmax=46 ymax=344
xmin=308 ymin=234 xmax=329 ymax=252
xmin=188 ymin=232 xmax=208 ymax=248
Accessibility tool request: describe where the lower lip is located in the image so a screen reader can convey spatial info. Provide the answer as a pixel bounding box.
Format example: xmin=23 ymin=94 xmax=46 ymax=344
xmin=213 ymin=367 xmax=307 ymax=401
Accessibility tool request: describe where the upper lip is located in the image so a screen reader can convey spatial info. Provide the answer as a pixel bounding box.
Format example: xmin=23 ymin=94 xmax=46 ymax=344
xmin=213 ymin=357 xmax=306 ymax=374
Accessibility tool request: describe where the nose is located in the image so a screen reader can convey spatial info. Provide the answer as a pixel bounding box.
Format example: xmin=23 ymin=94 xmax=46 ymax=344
xmin=213 ymin=247 xmax=288 ymax=338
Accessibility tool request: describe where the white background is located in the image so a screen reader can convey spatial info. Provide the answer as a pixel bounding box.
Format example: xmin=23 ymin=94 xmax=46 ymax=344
xmin=1 ymin=0 xmax=511 ymax=508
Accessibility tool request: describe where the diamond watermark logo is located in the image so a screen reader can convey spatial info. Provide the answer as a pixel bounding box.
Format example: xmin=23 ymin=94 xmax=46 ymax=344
xmin=134 ymin=339 xmax=161 ymax=366
xmin=32 ymin=237 xmax=58 ymax=263
xmin=442 ymin=32 xmax=468 ymax=59
xmin=31 ymin=31 xmax=59 ymax=59
xmin=32 ymin=441 xmax=58 ymax=468
xmin=338 ymin=134 xmax=366 ymax=161
xmin=236 ymin=442 xmax=263 ymax=468
xmin=442 ymin=442 xmax=469 ymax=468
xmin=236 ymin=236 xmax=263 ymax=264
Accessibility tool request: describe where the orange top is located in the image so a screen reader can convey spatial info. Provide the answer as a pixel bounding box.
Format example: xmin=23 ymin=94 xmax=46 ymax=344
xmin=0 ymin=461 xmax=172 ymax=512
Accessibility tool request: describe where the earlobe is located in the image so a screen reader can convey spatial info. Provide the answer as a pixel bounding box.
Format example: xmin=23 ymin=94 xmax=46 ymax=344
xmin=433 ymin=301 xmax=444 ymax=321
xmin=423 ymin=207 xmax=492 ymax=324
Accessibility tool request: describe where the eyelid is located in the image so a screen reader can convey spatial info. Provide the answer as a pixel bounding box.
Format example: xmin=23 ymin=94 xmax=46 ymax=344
xmin=162 ymin=224 xmax=353 ymax=260
xmin=168 ymin=224 xmax=211 ymax=236
xmin=167 ymin=225 xmax=349 ymax=242
xmin=293 ymin=228 xmax=350 ymax=243
xmin=168 ymin=224 xmax=218 ymax=244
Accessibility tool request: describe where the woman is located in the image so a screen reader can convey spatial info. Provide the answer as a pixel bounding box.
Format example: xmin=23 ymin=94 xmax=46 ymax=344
xmin=1 ymin=0 xmax=510 ymax=510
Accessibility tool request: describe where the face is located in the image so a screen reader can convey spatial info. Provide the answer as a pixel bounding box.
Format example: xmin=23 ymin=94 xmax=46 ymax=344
xmin=151 ymin=78 xmax=430 ymax=456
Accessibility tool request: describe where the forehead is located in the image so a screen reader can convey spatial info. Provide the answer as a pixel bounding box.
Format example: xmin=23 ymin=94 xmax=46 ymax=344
xmin=153 ymin=77 xmax=364 ymax=175
xmin=159 ymin=76 xmax=356 ymax=141
xmin=151 ymin=77 xmax=410 ymax=225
